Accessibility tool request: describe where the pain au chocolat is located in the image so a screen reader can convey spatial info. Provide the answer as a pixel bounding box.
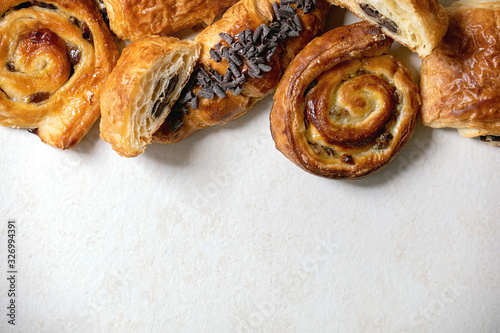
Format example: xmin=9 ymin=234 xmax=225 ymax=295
xmin=99 ymin=0 xmax=239 ymax=41
xmin=270 ymin=22 xmax=420 ymax=179
xmin=421 ymin=1 xmax=500 ymax=146
xmin=326 ymin=0 xmax=448 ymax=57
xmin=100 ymin=36 xmax=200 ymax=157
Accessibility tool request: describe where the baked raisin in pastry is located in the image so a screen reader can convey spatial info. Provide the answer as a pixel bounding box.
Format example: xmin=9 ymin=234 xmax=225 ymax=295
xmin=0 ymin=0 xmax=119 ymax=149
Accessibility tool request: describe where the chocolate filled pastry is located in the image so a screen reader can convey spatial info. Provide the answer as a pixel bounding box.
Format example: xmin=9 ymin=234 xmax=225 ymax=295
xmin=421 ymin=1 xmax=500 ymax=146
xmin=100 ymin=36 xmax=200 ymax=157
xmin=100 ymin=0 xmax=239 ymax=41
xmin=270 ymin=22 xmax=420 ymax=179
xmin=153 ymin=0 xmax=331 ymax=144
xmin=0 ymin=0 xmax=119 ymax=149
xmin=326 ymin=0 xmax=448 ymax=57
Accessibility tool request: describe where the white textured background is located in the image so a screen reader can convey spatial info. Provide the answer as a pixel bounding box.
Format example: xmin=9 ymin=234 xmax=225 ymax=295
xmin=1 ymin=1 xmax=499 ymax=332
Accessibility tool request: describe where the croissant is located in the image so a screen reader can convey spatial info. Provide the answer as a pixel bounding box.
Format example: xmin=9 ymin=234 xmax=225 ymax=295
xmin=152 ymin=0 xmax=331 ymax=144
xmin=0 ymin=0 xmax=119 ymax=149
xmin=100 ymin=0 xmax=239 ymax=41
xmin=270 ymin=22 xmax=421 ymax=179
xmin=100 ymin=36 xmax=200 ymax=157
xmin=326 ymin=0 xmax=448 ymax=57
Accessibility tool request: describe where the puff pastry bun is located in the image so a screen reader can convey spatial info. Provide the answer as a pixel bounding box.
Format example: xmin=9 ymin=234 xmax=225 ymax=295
xmin=101 ymin=0 xmax=238 ymax=41
xmin=326 ymin=0 xmax=448 ymax=57
xmin=421 ymin=1 xmax=500 ymax=144
xmin=153 ymin=0 xmax=330 ymax=144
xmin=0 ymin=0 xmax=119 ymax=149
xmin=270 ymin=22 xmax=420 ymax=179
xmin=100 ymin=36 xmax=200 ymax=157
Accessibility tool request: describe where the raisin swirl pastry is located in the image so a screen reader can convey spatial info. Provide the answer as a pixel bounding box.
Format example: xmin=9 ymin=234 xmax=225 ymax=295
xmin=153 ymin=0 xmax=330 ymax=144
xmin=100 ymin=36 xmax=200 ymax=157
xmin=270 ymin=22 xmax=420 ymax=179
xmin=326 ymin=0 xmax=448 ymax=57
xmin=421 ymin=1 xmax=500 ymax=147
xmin=100 ymin=0 xmax=239 ymax=41
xmin=0 ymin=0 xmax=119 ymax=149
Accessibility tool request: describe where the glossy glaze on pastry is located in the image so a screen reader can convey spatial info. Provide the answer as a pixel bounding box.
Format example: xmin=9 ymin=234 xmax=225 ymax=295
xmin=100 ymin=36 xmax=200 ymax=157
xmin=101 ymin=0 xmax=239 ymax=41
xmin=326 ymin=0 xmax=448 ymax=57
xmin=0 ymin=0 xmax=119 ymax=149
xmin=270 ymin=22 xmax=420 ymax=179
xmin=421 ymin=1 xmax=500 ymax=144
xmin=153 ymin=0 xmax=331 ymax=144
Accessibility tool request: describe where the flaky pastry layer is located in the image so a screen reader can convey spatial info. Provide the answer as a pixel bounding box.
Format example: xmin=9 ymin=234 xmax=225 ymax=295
xmin=102 ymin=0 xmax=238 ymax=41
xmin=421 ymin=1 xmax=500 ymax=139
xmin=100 ymin=36 xmax=200 ymax=157
xmin=326 ymin=0 xmax=448 ymax=57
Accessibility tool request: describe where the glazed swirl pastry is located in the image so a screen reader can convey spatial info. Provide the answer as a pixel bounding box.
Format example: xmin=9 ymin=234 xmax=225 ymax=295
xmin=270 ymin=22 xmax=420 ymax=179
xmin=0 ymin=0 xmax=119 ymax=149
xmin=101 ymin=0 xmax=239 ymax=41
xmin=153 ymin=0 xmax=330 ymax=144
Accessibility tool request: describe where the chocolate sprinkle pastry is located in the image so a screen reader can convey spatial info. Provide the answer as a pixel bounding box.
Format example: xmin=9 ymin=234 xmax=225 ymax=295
xmin=169 ymin=0 xmax=317 ymax=132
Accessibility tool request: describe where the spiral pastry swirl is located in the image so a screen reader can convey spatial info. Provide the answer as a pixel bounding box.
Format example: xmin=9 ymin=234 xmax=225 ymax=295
xmin=0 ymin=0 xmax=119 ymax=149
xmin=270 ymin=22 xmax=420 ymax=179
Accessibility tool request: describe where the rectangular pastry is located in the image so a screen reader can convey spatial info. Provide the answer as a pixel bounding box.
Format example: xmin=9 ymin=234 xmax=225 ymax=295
xmin=325 ymin=0 xmax=448 ymax=57
xmin=420 ymin=1 xmax=500 ymax=145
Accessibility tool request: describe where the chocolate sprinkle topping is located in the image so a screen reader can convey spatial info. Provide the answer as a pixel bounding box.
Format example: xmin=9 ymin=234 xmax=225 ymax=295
xmin=168 ymin=0 xmax=317 ymax=133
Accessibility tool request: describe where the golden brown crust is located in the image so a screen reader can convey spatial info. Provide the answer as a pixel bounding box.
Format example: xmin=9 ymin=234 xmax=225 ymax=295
xmin=103 ymin=0 xmax=239 ymax=41
xmin=0 ymin=0 xmax=119 ymax=149
xmin=421 ymin=1 xmax=500 ymax=137
xmin=270 ymin=22 xmax=420 ymax=179
xmin=327 ymin=0 xmax=448 ymax=57
xmin=153 ymin=0 xmax=331 ymax=144
xmin=100 ymin=36 xmax=200 ymax=157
